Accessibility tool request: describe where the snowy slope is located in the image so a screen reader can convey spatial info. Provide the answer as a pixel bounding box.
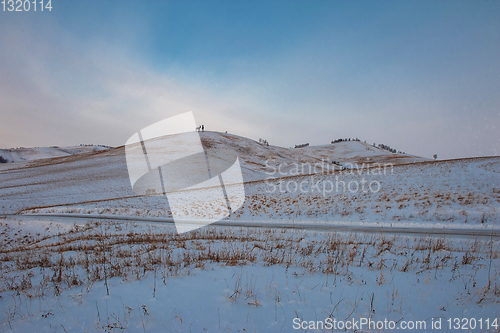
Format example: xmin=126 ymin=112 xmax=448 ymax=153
xmin=0 ymin=131 xmax=497 ymax=230
xmin=200 ymin=132 xmax=428 ymax=179
xmin=0 ymin=145 xmax=111 ymax=163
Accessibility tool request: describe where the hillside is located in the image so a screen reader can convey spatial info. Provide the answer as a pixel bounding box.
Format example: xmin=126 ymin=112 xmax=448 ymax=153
xmin=199 ymin=132 xmax=428 ymax=179
xmin=0 ymin=131 xmax=497 ymax=230
xmin=0 ymin=145 xmax=111 ymax=164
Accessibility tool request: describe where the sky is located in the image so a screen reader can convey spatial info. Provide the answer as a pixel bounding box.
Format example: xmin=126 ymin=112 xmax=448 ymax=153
xmin=0 ymin=0 xmax=499 ymax=159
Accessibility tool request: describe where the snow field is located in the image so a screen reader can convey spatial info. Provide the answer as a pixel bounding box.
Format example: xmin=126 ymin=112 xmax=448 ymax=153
xmin=0 ymin=217 xmax=499 ymax=332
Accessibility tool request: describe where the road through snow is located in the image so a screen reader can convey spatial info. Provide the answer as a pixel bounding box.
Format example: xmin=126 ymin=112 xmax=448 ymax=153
xmin=5 ymin=213 xmax=498 ymax=238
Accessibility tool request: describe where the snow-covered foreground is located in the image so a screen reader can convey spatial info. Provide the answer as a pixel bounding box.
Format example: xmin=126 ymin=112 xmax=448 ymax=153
xmin=0 ymin=216 xmax=499 ymax=332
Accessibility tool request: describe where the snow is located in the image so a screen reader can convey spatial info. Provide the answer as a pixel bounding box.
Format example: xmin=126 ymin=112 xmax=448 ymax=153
xmin=0 ymin=145 xmax=111 ymax=164
xmin=0 ymin=147 xmax=70 ymax=163
xmin=1 ymin=131 xmax=497 ymax=230
xmin=0 ymin=216 xmax=499 ymax=332
xmin=0 ymin=131 xmax=499 ymax=331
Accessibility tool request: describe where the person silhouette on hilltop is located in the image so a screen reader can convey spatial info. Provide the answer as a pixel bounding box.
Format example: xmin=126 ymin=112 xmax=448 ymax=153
xmin=202 ymin=125 xmax=205 ymax=131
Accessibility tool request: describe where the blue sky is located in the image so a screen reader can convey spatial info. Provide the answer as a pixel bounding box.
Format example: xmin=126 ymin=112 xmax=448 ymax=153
xmin=1 ymin=1 xmax=499 ymax=159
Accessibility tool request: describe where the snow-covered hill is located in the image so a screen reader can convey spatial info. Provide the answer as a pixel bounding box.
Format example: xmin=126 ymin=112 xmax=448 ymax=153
xmin=0 ymin=145 xmax=111 ymax=164
xmin=0 ymin=131 xmax=497 ymax=229
xmin=199 ymin=132 xmax=428 ymax=179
